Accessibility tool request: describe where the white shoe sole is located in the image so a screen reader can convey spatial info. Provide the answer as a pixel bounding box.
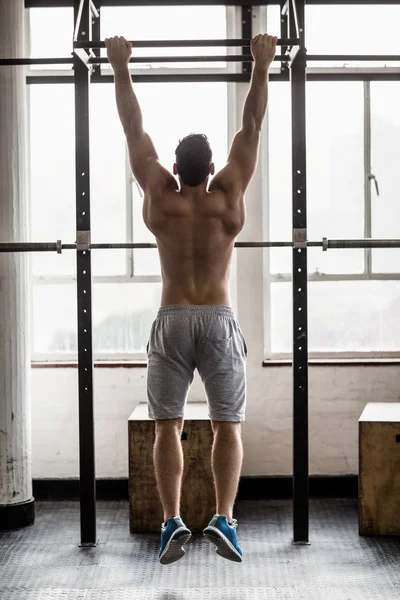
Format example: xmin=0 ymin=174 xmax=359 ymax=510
xmin=203 ymin=526 xmax=243 ymax=563
xmin=159 ymin=528 xmax=192 ymax=566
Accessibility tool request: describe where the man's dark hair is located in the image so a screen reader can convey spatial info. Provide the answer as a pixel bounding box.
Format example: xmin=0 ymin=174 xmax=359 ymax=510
xmin=175 ymin=134 xmax=213 ymax=187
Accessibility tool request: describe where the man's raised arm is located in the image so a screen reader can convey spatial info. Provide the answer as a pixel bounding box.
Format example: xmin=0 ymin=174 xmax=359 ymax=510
xmin=241 ymin=36 xmax=276 ymax=134
xmin=105 ymin=36 xmax=165 ymax=191
xmin=212 ymin=34 xmax=277 ymax=194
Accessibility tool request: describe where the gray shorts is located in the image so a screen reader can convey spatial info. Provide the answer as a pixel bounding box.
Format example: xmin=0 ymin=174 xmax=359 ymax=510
xmin=147 ymin=305 xmax=247 ymax=422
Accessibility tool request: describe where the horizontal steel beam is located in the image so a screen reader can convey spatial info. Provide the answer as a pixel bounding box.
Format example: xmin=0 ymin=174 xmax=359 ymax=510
xmin=93 ymin=54 xmax=290 ymax=64
xmin=0 ymin=58 xmax=74 ymax=66
xmin=1 ymin=55 xmax=289 ymax=67
xmin=27 ymin=0 xmax=277 ymax=5
xmin=88 ymin=55 xmax=290 ymax=64
xmin=24 ymin=0 xmax=400 ymax=6
xmin=26 ymin=71 xmax=400 ymax=85
xmin=1 ymin=239 xmax=400 ymax=253
xmin=0 ymin=55 xmax=288 ymax=67
xmin=74 ymin=38 xmax=299 ymax=49
xmin=27 ymin=73 xmax=256 ymax=83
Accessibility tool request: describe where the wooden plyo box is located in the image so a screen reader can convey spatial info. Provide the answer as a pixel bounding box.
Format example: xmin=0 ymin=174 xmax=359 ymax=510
xmin=359 ymin=402 xmax=400 ymax=536
xmin=128 ymin=402 xmax=216 ymax=533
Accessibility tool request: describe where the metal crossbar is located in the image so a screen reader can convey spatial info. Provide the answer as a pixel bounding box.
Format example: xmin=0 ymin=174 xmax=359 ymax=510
xmin=1 ymin=239 xmax=400 ymax=253
xmin=74 ymin=38 xmax=299 ymax=49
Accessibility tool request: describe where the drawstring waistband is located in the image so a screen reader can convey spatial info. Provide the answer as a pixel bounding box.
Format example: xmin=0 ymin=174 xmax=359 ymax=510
xmin=157 ymin=304 xmax=235 ymax=319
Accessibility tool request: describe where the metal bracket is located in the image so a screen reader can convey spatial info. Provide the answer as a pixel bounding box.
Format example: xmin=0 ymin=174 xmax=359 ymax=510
xmin=76 ymin=231 xmax=91 ymax=251
xmin=56 ymin=240 xmax=63 ymax=254
xmin=293 ymin=229 xmax=307 ymax=249
xmin=73 ymin=48 xmax=91 ymax=70
xmin=322 ymin=237 xmax=329 ymax=252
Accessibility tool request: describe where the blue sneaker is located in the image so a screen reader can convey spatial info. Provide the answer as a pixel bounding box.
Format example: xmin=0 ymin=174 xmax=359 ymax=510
xmin=158 ymin=517 xmax=192 ymax=565
xmin=203 ymin=515 xmax=243 ymax=563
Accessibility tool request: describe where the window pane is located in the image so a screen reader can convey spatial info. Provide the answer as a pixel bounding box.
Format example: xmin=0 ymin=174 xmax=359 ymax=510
xmin=29 ymin=8 xmax=73 ymax=69
xmin=33 ymin=282 xmax=77 ymax=356
xmin=306 ymin=5 xmax=400 ymax=66
xmin=307 ymin=83 xmax=364 ymax=274
xmin=271 ymin=281 xmax=400 ymax=354
xmin=91 ymin=283 xmax=161 ymax=354
xmin=29 ymin=85 xmax=127 ymax=277
xmin=268 ymin=83 xmax=365 ymax=275
xmin=101 ymin=6 xmax=228 ymax=69
xmin=90 ymin=85 xmax=127 ymax=277
xmin=371 ymin=82 xmax=400 ymax=274
xmin=267 ymin=6 xmax=281 ymax=35
xmin=33 ymin=282 xmax=162 ymax=356
xmin=132 ymin=82 xmax=228 ymax=277
xmin=29 ymin=85 xmax=76 ymax=277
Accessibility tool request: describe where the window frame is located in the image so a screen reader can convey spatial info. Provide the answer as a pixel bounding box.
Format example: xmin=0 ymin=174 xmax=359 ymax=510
xmin=26 ymin=3 xmax=400 ymax=362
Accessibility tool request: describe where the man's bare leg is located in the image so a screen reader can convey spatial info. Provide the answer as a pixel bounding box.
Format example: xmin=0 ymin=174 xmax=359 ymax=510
xmin=153 ymin=418 xmax=184 ymax=523
xmin=211 ymin=421 xmax=243 ymax=522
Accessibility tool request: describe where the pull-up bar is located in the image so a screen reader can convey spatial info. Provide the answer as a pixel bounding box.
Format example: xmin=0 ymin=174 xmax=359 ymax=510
xmin=74 ymin=38 xmax=300 ymax=49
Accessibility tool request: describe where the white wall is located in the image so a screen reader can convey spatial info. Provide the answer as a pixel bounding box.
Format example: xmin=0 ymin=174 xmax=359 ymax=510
xmin=31 ymin=364 xmax=400 ymax=479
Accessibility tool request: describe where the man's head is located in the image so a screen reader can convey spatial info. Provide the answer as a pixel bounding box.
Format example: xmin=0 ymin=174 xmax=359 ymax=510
xmin=173 ymin=134 xmax=215 ymax=187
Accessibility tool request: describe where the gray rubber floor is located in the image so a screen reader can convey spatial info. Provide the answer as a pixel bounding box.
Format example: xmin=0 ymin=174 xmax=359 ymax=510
xmin=1 ymin=499 xmax=400 ymax=600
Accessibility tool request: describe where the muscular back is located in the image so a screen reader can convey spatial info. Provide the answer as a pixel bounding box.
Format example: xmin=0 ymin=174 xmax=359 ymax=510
xmin=143 ymin=177 xmax=245 ymax=306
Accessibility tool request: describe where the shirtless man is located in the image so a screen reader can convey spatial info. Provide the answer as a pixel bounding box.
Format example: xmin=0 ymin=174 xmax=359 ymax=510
xmin=105 ymin=33 xmax=277 ymax=565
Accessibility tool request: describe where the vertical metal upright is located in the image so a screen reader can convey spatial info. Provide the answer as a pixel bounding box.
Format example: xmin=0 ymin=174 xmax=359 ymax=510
xmin=241 ymin=5 xmax=253 ymax=78
xmin=280 ymin=1 xmax=289 ymax=78
xmin=73 ymin=0 xmax=96 ymax=547
xmin=91 ymin=2 xmax=101 ymax=80
xmin=289 ymin=0 xmax=309 ymax=544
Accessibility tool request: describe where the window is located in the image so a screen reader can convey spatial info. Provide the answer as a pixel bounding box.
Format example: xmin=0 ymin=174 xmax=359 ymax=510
xmin=29 ymin=84 xmax=127 ymax=279
xmin=101 ymin=6 xmax=229 ymax=70
xmin=266 ymin=79 xmax=400 ymax=357
xmin=268 ymin=82 xmax=364 ymax=277
xmin=29 ymin=4 xmax=399 ymax=361
xmin=29 ymin=7 xmax=74 ymax=70
xmin=267 ymin=4 xmax=400 ymax=68
xmin=28 ymin=7 xmax=230 ymax=360
xmin=271 ymin=281 xmax=400 ymax=355
xmin=33 ymin=282 xmax=162 ymax=356
xmin=306 ymin=5 xmax=400 ymax=58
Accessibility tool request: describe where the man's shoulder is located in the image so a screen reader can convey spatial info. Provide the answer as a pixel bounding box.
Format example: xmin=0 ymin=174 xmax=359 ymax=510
xmin=145 ymin=161 xmax=178 ymax=194
xmin=209 ymin=165 xmax=244 ymax=196
xmin=209 ymin=175 xmax=244 ymax=210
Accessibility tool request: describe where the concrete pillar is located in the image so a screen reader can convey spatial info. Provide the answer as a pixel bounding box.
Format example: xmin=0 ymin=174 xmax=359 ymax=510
xmin=0 ymin=0 xmax=34 ymax=529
